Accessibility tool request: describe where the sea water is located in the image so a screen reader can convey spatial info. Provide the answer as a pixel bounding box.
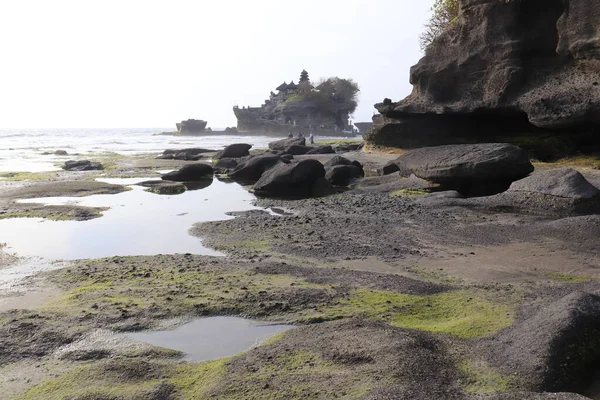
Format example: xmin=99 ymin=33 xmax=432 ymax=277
xmin=0 ymin=128 xmax=347 ymax=173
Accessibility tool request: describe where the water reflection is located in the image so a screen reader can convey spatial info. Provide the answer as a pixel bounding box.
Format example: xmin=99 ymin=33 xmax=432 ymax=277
xmin=0 ymin=178 xmax=264 ymax=259
xmin=125 ymin=317 xmax=293 ymax=362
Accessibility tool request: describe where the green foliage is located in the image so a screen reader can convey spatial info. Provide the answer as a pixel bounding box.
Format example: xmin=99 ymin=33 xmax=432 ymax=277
xmin=314 ymin=77 xmax=360 ymax=116
xmin=420 ymin=0 xmax=459 ymax=50
xmin=546 ymin=272 xmax=592 ymax=283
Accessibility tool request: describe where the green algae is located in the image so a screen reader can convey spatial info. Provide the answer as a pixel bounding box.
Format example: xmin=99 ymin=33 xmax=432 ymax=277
xmin=546 ymin=272 xmax=593 ymax=283
xmin=459 ymin=359 xmax=514 ymax=394
xmin=15 ymin=361 xmax=164 ymax=400
xmin=41 ymin=258 xmax=333 ymax=322
xmin=307 ymin=289 xmax=515 ymax=339
xmin=0 ymin=171 xmax=60 ymax=181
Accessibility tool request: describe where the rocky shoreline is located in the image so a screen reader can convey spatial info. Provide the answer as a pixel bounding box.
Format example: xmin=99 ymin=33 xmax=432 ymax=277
xmin=0 ymin=143 xmax=599 ymax=399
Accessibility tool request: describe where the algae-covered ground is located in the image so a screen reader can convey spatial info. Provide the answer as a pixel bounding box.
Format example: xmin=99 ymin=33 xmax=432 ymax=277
xmin=1 ymin=150 xmax=599 ymax=399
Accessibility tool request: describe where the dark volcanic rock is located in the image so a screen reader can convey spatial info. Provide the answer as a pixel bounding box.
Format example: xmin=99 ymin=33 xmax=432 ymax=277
xmin=229 ymin=155 xmax=289 ymax=183
xmin=491 ymin=290 xmax=600 ymax=393
xmin=336 ymin=143 xmax=364 ymax=152
xmin=378 ymin=160 xmax=401 ymax=176
xmin=54 ymin=150 xmax=68 ymax=156
xmin=325 ymin=165 xmax=364 ymax=187
xmin=157 ymin=148 xmax=213 ymax=160
xmin=176 ymin=119 xmax=207 ymax=134
xmin=213 ymin=158 xmax=239 ymax=174
xmin=136 ymin=180 xmax=186 ymax=195
xmin=508 ymin=168 xmax=600 ymax=199
xmin=367 ymin=0 xmax=600 ymax=150
xmin=214 ymin=143 xmax=252 ymax=160
xmin=269 ymin=137 xmax=306 ymax=151
xmin=306 ymin=145 xmax=335 ymax=155
xmin=161 ymin=163 xmax=213 ymax=181
xmin=63 ymin=160 xmax=103 ymax=171
xmin=393 ymin=143 xmax=533 ymax=194
xmin=324 ymin=156 xmax=354 ymax=167
xmin=253 ymin=159 xmax=331 ymax=198
xmin=282 ymin=144 xmax=312 ymax=156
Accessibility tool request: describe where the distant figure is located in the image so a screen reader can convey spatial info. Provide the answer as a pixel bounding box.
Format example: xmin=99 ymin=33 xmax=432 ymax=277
xmin=288 ymin=132 xmax=293 ymax=138
xmin=309 ymin=133 xmax=314 ymax=144
xmin=297 ymin=132 xmax=304 ymax=138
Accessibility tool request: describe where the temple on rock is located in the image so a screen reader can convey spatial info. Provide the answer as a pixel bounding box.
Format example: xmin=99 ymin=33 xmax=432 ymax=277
xmin=233 ymin=70 xmax=355 ymax=135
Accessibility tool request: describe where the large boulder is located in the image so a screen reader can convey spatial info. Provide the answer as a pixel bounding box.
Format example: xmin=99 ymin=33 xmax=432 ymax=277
xmin=268 ymin=137 xmax=306 ymax=151
xmin=306 ymin=145 xmax=335 ymax=155
xmin=490 ymin=290 xmax=600 ymax=393
xmin=213 ymin=158 xmax=239 ymax=174
xmin=508 ymin=168 xmax=600 ymax=199
xmin=63 ymin=160 xmax=103 ymax=171
xmin=253 ymin=159 xmax=331 ymax=198
xmin=367 ymin=0 xmax=600 ymax=152
xmin=157 ymin=148 xmax=213 ymax=161
xmin=325 ymin=165 xmax=364 ymax=187
xmin=229 ymin=155 xmax=289 ymax=182
xmin=214 ymin=143 xmax=252 ymax=160
xmin=392 ymin=143 xmax=533 ymax=194
xmin=282 ymin=144 xmax=312 ymax=156
xmin=176 ymin=119 xmax=207 ymax=134
xmin=161 ymin=163 xmax=214 ymax=181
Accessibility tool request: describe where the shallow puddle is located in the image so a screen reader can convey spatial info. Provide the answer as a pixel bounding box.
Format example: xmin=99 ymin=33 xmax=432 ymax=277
xmin=125 ymin=317 xmax=293 ymax=362
xmin=0 ymin=178 xmax=264 ymax=260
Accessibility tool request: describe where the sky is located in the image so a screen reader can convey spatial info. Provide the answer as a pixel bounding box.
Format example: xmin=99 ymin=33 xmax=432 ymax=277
xmin=0 ymin=0 xmax=432 ymax=129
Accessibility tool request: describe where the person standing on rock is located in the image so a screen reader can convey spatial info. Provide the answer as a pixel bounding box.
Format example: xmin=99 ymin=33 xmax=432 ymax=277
xmin=288 ymin=132 xmax=293 ymax=138
xmin=309 ymin=133 xmax=314 ymax=144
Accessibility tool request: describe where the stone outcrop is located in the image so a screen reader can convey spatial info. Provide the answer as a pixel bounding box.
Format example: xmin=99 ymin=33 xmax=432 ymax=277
xmin=269 ymin=138 xmax=306 ymax=151
xmin=229 ymin=155 xmax=289 ymax=183
xmin=253 ymin=159 xmax=332 ymax=198
xmin=508 ymin=168 xmax=600 ymax=199
xmin=137 ymin=180 xmax=186 ymax=195
xmin=214 ymin=143 xmax=252 ymax=160
xmin=366 ymin=0 xmax=600 ymax=154
xmin=157 ymin=148 xmax=213 ymax=161
xmin=393 ymin=143 xmax=533 ymax=183
xmin=63 ymin=160 xmax=103 ymax=171
xmin=176 ymin=119 xmax=207 ymax=134
xmin=161 ymin=163 xmax=213 ymax=181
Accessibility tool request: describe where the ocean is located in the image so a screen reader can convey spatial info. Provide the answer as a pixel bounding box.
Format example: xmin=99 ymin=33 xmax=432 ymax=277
xmin=0 ymin=128 xmax=348 ymax=173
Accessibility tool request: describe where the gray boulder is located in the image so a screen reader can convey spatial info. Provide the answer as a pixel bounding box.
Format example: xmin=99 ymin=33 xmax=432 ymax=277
xmin=214 ymin=143 xmax=252 ymax=160
xmin=213 ymin=158 xmax=238 ymax=174
xmin=229 ymin=155 xmax=289 ymax=183
xmin=253 ymin=159 xmax=331 ymax=198
xmin=378 ymin=160 xmax=401 ymax=176
xmin=306 ymin=145 xmax=335 ymax=155
xmin=161 ymin=163 xmax=213 ymax=181
xmin=283 ymin=144 xmax=312 ymax=155
xmin=63 ymin=160 xmax=103 ymax=171
xmin=491 ymin=290 xmax=600 ymax=393
xmin=269 ymin=137 xmax=306 ymax=151
xmin=54 ymin=150 xmax=68 ymax=156
xmin=509 ymin=168 xmax=600 ymax=199
xmin=325 ymin=165 xmax=364 ymax=187
xmin=324 ymin=156 xmax=354 ymax=167
xmin=393 ymin=143 xmax=533 ymax=195
xmin=158 ymin=148 xmax=213 ymax=160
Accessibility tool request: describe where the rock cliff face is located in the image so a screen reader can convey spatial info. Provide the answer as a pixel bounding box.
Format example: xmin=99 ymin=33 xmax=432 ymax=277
xmin=176 ymin=119 xmax=207 ymax=134
xmin=367 ymin=0 xmax=600 ymax=154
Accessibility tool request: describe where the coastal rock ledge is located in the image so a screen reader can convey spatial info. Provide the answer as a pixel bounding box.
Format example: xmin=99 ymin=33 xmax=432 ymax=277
xmin=366 ymin=0 xmax=600 ymax=154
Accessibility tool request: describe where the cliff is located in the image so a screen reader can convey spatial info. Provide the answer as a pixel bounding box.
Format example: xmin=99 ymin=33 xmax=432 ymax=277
xmin=366 ymin=0 xmax=600 ymax=158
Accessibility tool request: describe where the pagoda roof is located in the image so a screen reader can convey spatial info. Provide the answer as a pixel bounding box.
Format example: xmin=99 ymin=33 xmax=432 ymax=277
xmin=287 ymin=81 xmax=298 ymax=89
xmin=276 ymin=82 xmax=289 ymax=91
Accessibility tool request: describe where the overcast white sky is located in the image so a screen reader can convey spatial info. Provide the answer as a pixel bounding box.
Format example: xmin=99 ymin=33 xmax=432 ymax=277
xmin=0 ymin=0 xmax=431 ymax=128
